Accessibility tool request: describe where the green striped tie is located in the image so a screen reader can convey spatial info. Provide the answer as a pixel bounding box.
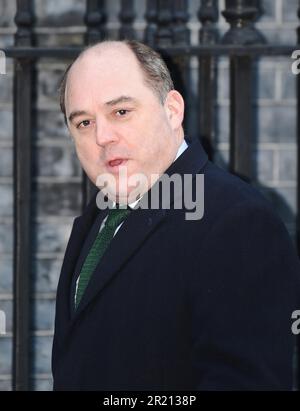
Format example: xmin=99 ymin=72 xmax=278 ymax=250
xmin=75 ymin=206 xmax=131 ymax=309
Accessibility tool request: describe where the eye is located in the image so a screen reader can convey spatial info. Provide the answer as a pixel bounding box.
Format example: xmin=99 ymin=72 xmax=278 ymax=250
xmin=77 ymin=119 xmax=91 ymax=129
xmin=116 ymin=109 xmax=129 ymax=116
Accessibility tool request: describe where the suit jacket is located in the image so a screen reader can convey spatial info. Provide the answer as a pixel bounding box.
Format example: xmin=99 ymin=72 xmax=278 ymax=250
xmin=52 ymin=138 xmax=300 ymax=390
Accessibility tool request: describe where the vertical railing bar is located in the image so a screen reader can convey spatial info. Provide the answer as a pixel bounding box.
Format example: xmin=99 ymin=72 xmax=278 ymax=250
xmin=119 ymin=0 xmax=136 ymax=40
xmin=297 ymin=1 xmax=300 ymax=258
xmin=221 ymin=0 xmax=265 ymax=181
xmin=144 ymin=0 xmax=158 ymax=47
xmin=172 ymin=0 xmax=189 ymax=46
xmin=228 ymin=55 xmax=253 ymax=180
xmin=84 ymin=0 xmax=106 ymax=45
xmin=171 ymin=1 xmax=190 ymax=133
xmin=198 ymin=0 xmax=219 ymax=160
xmin=13 ymin=0 xmax=34 ymax=391
xmin=156 ymin=0 xmax=173 ymax=47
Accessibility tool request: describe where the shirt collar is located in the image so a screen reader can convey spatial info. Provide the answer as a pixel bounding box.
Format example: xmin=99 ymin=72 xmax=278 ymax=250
xmin=174 ymin=138 xmax=188 ymax=161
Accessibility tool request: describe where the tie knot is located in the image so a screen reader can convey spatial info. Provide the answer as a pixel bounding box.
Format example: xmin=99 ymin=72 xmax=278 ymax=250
xmin=105 ymin=207 xmax=131 ymax=230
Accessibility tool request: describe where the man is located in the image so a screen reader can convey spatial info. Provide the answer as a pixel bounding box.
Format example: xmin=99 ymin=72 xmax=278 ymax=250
xmin=52 ymin=39 xmax=300 ymax=390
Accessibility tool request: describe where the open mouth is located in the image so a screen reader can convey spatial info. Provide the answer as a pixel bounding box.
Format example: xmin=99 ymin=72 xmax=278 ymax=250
xmin=106 ymin=158 xmax=128 ymax=173
xmin=108 ymin=159 xmax=125 ymax=167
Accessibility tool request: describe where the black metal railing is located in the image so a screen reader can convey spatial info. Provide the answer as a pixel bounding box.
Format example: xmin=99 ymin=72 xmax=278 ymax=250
xmin=2 ymin=0 xmax=300 ymax=390
xmin=12 ymin=0 xmax=34 ymax=392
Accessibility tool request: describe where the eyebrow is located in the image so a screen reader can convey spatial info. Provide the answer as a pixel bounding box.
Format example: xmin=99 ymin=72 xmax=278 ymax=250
xmin=68 ymin=110 xmax=90 ymax=123
xmin=105 ymin=95 xmax=138 ymax=106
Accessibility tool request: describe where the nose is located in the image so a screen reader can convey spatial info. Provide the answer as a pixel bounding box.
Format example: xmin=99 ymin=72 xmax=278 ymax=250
xmin=95 ymin=118 xmax=118 ymax=147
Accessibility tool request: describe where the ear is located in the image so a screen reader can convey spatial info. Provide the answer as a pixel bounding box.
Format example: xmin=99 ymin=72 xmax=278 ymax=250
xmin=164 ymin=90 xmax=185 ymax=130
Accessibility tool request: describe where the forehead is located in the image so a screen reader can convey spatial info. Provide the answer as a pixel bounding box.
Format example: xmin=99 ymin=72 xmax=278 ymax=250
xmin=65 ymin=45 xmax=152 ymax=109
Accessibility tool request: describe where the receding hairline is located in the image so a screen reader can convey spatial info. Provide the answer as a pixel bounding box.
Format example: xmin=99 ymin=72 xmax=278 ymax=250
xmin=79 ymin=40 xmax=134 ymax=59
xmin=68 ymin=40 xmax=144 ymax=78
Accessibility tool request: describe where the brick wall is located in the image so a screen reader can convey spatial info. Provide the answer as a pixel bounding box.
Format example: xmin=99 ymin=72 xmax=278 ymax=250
xmin=0 ymin=0 xmax=298 ymax=391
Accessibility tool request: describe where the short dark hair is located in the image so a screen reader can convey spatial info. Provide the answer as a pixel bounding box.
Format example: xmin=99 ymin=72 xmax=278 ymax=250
xmin=59 ymin=40 xmax=174 ymax=124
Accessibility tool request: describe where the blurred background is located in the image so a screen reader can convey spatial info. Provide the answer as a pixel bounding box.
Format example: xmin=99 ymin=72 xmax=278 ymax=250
xmin=0 ymin=0 xmax=299 ymax=391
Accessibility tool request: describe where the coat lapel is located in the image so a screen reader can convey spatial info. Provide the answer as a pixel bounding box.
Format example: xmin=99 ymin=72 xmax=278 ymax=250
xmin=55 ymin=197 xmax=107 ymax=331
xmin=72 ymin=206 xmax=167 ymax=321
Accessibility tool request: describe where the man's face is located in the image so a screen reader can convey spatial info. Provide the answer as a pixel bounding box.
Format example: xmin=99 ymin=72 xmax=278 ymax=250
xmin=65 ymin=44 xmax=184 ymax=203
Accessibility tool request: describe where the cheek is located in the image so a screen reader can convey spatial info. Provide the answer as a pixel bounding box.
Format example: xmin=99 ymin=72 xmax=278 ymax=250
xmin=75 ymin=139 xmax=97 ymax=160
xmin=136 ymin=119 xmax=167 ymax=153
xmin=74 ymin=141 xmax=104 ymax=173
